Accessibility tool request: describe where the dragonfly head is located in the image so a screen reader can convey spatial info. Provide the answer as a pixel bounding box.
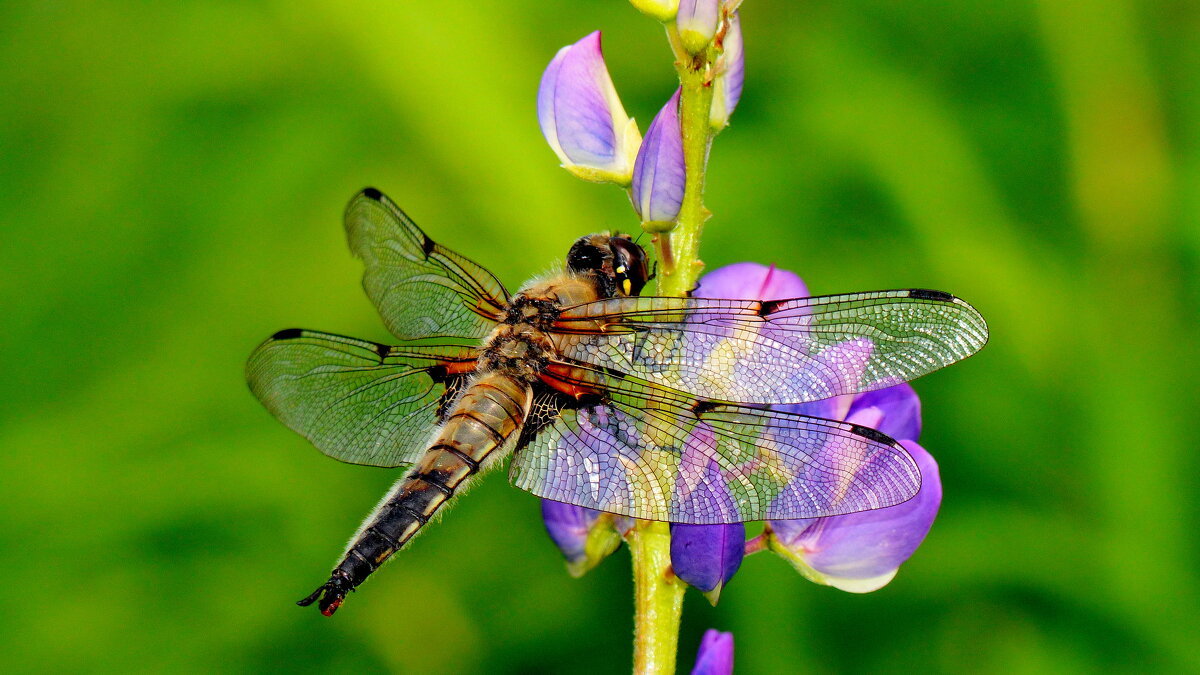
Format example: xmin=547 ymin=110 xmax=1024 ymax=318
xmin=567 ymin=233 xmax=649 ymax=298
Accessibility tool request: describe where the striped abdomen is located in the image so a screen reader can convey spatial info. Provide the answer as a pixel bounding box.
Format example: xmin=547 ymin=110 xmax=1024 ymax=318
xmin=298 ymin=372 xmax=531 ymax=615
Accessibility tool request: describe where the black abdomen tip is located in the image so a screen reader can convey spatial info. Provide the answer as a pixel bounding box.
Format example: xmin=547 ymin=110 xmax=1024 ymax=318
xmin=297 ymin=569 xmax=355 ymax=617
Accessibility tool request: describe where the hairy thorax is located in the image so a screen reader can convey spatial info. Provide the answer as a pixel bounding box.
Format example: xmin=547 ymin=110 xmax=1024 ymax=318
xmin=477 ymin=275 xmax=603 ymax=383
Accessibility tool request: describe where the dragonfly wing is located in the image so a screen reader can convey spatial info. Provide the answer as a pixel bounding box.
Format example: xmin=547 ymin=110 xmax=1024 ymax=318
xmin=246 ymin=329 xmax=477 ymax=467
xmin=510 ymin=363 xmax=921 ymax=524
xmin=553 ymin=290 xmax=988 ymax=405
xmin=345 ymin=188 xmax=509 ymax=342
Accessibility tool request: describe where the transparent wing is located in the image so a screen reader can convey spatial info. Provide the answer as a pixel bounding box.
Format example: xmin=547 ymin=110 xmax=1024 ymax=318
xmin=552 ymin=289 xmax=988 ymax=405
xmin=345 ymin=188 xmax=509 ymax=342
xmin=246 ymin=329 xmax=477 ymax=467
xmin=510 ymin=362 xmax=920 ymax=524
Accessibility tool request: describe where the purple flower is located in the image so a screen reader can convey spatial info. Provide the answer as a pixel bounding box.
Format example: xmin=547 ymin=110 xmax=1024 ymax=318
xmin=541 ymin=500 xmax=623 ymax=577
xmin=670 ymin=522 xmax=745 ymax=604
xmin=677 ymin=0 xmax=721 ymax=54
xmin=541 ymin=263 xmax=942 ymax=594
xmin=696 ymin=262 xmax=943 ymax=593
xmin=538 ymin=32 xmax=642 ymax=185
xmin=694 ymin=261 xmax=807 ymax=300
xmin=710 ymin=11 xmax=743 ymax=131
xmin=631 ymin=89 xmax=685 ymax=229
xmin=629 ymin=0 xmax=679 ymax=22
xmin=768 ymin=439 xmax=941 ymax=592
xmin=691 ymin=629 xmax=734 ymax=675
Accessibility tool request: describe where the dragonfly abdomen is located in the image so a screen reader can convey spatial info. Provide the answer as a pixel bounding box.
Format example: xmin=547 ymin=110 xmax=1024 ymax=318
xmin=299 ymin=372 xmax=531 ymax=616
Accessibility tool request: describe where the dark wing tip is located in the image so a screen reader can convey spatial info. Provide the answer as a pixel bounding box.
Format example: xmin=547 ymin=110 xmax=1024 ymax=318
xmin=360 ymin=187 xmax=383 ymax=201
xmin=270 ymin=328 xmax=306 ymax=341
xmin=907 ymin=289 xmax=955 ymax=302
xmin=906 ymin=289 xmax=990 ymax=349
xmin=849 ymin=423 xmax=898 ymax=446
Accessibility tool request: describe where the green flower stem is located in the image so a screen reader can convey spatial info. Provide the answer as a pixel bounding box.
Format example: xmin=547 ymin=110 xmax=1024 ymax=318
xmin=656 ymin=23 xmax=716 ymax=297
xmin=629 ymin=520 xmax=686 ymax=675
xmin=627 ymin=22 xmax=721 ymax=675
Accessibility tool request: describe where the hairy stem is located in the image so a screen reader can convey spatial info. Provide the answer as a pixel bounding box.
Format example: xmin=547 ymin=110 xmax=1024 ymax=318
xmin=628 ymin=25 xmax=720 ymax=675
xmin=657 ymin=23 xmax=716 ymax=297
xmin=630 ymin=520 xmax=686 ymax=675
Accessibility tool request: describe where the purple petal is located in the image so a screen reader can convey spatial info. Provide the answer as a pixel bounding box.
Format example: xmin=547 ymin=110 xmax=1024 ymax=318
xmin=537 ymin=32 xmax=635 ymax=178
xmin=770 ymin=441 xmax=941 ymax=591
xmin=711 ymin=11 xmax=744 ymax=130
xmin=670 ymin=522 xmax=745 ymax=596
xmin=847 ymin=382 xmax=922 ymax=442
xmin=677 ymin=0 xmax=721 ymax=53
xmin=693 ymin=262 xmax=808 ymax=301
xmin=541 ymin=499 xmax=601 ymax=564
xmin=631 ymin=88 xmax=685 ymax=224
xmin=691 ymin=629 xmax=734 ymax=675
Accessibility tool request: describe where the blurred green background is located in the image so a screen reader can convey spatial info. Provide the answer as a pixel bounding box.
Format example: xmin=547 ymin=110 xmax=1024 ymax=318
xmin=3 ymin=1 xmax=1196 ymax=673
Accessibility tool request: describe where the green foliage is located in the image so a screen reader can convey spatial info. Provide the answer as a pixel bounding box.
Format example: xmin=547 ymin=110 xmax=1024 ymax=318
xmin=1 ymin=1 xmax=1196 ymax=672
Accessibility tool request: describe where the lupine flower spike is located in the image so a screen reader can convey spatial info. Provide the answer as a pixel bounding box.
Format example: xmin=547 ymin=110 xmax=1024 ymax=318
xmin=538 ymin=32 xmax=642 ymax=185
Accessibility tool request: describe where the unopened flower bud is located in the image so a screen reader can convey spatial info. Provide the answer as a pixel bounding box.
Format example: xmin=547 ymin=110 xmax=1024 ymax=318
xmin=630 ymin=0 xmax=679 ymax=22
xmin=538 ymin=32 xmax=642 ymax=185
xmin=677 ymin=0 xmax=721 ymax=54
xmin=670 ymin=522 xmax=745 ymax=604
xmin=541 ymin=499 xmax=623 ymax=577
xmin=690 ymin=629 xmax=734 ymax=675
xmin=631 ymin=88 xmax=685 ymax=229
xmin=710 ymin=11 xmax=744 ymax=131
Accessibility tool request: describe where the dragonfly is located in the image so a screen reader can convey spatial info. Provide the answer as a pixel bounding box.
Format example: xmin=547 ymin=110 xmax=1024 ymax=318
xmin=246 ymin=187 xmax=988 ymax=616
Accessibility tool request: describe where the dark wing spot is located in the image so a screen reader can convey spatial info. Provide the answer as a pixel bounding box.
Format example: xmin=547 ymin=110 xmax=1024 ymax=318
xmin=849 ymin=424 xmax=897 ymax=445
xmin=908 ymin=289 xmax=954 ymax=302
xmin=518 ymin=384 xmax=579 ymax=448
xmin=691 ymin=399 xmax=722 ymax=415
xmin=757 ymin=299 xmax=786 ymax=317
xmin=575 ymin=392 xmax=604 ymax=407
xmin=270 ymin=328 xmax=306 ymax=341
xmin=594 ymin=364 xmax=628 ymax=380
xmin=421 ymin=234 xmax=436 ymax=256
xmin=436 ymin=376 xmax=469 ymax=421
xmin=361 ymin=187 xmax=383 ymax=200
xmin=373 ymin=342 xmax=390 ymax=360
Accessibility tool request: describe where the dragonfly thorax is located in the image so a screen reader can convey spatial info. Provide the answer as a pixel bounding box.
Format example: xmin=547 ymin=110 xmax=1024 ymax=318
xmin=502 ymin=295 xmax=561 ymax=328
xmin=479 ymin=323 xmax=553 ymax=383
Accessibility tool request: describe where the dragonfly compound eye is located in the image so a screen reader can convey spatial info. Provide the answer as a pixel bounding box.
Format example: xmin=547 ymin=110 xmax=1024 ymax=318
xmin=610 ymin=235 xmax=649 ymax=296
xmin=566 ymin=236 xmax=606 ymax=274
